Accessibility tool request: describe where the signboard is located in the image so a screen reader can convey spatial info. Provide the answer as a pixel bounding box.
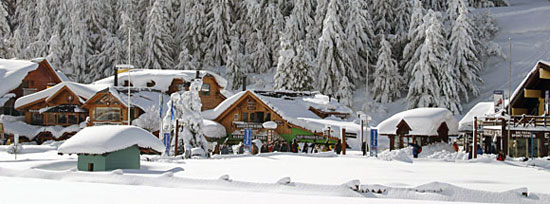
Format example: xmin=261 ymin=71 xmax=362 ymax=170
xmin=163 ymin=133 xmax=171 ymax=154
xmin=243 ymin=128 xmax=252 ymax=146
xmin=295 ymin=135 xmax=325 ymax=140
xmin=234 ymin=122 xmax=263 ymax=129
xmin=345 ymin=132 xmax=357 ymax=139
xmin=370 ymin=129 xmax=378 ymax=157
xmin=493 ymin=90 xmax=504 ymax=113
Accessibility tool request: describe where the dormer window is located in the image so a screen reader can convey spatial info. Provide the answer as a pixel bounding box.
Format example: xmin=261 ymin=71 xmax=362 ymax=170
xmin=201 ymin=83 xmax=211 ymax=96
xmin=146 ymin=80 xmax=156 ymax=87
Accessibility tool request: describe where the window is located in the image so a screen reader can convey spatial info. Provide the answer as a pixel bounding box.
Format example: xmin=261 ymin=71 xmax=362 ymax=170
xmin=250 ymin=113 xmax=256 ymax=122
xmin=58 ymin=114 xmax=67 ymax=124
xmin=243 ymin=112 xmax=248 ymax=122
xmin=146 ymin=80 xmax=156 ymax=87
xmin=68 ymin=115 xmax=77 ymax=124
xmin=201 ymin=83 xmax=211 ymax=96
xmin=265 ymin=113 xmax=271 ymax=121
xmin=31 ymin=113 xmax=44 ymax=125
xmin=47 ymin=113 xmax=56 ymax=125
xmin=79 ymin=114 xmax=86 ymax=123
xmin=95 ymin=107 xmax=121 ymax=121
xmin=256 ymin=112 xmax=264 ymax=123
xmin=234 ymin=114 xmax=239 ymax=121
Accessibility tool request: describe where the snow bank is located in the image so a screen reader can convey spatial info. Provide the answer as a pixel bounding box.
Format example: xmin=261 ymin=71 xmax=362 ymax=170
xmin=378 ymin=147 xmax=414 ymax=163
xmin=58 ymin=125 xmax=165 ymax=154
xmin=377 ymin=108 xmax=459 ymax=136
xmin=378 ymin=143 xmax=466 ymax=163
xmin=0 ymin=59 xmax=39 ymax=97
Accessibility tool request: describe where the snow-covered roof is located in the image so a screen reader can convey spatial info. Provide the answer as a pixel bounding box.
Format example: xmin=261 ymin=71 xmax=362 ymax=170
xmin=0 ymin=58 xmax=66 ymax=99
xmin=510 ymin=60 xmax=550 ymax=107
xmin=377 ymin=108 xmax=459 ymax=136
xmin=14 ymin=82 xmax=109 ymax=109
xmin=459 ymin=102 xmax=495 ymax=132
xmin=93 ymin=69 xmax=228 ymax=92
xmin=57 ymin=125 xmax=165 ymax=154
xmin=0 ymin=115 xmax=84 ymax=140
xmin=203 ymin=90 xmax=359 ymax=138
xmin=104 ymin=87 xmax=169 ymax=113
xmin=0 ymin=59 xmax=39 ymax=97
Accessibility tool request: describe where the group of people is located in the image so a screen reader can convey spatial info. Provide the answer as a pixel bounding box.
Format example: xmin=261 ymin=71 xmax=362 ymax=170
xmin=211 ymin=138 xmax=347 ymax=155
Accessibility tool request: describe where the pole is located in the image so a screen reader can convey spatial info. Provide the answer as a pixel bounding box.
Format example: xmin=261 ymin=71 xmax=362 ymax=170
xmin=473 ymin=117 xmax=478 ymax=159
xmin=159 ymin=94 xmax=163 ymax=141
xmin=175 ymin=119 xmax=179 ymax=155
xmin=506 ymin=38 xmax=512 ymax=156
xmin=360 ymin=118 xmax=364 ymax=156
xmin=342 ymin=128 xmax=346 ymax=155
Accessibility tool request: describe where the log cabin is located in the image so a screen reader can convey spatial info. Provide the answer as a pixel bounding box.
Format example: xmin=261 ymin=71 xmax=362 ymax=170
xmin=0 ymin=58 xmax=65 ymax=116
xmin=93 ymin=69 xmax=229 ymax=111
xmin=202 ymin=90 xmax=361 ymax=149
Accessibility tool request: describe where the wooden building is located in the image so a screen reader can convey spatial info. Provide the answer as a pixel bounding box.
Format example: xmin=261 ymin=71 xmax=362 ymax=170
xmin=203 ymin=90 xmax=361 ymax=148
xmin=0 ymin=58 xmax=64 ymax=116
xmin=93 ymin=69 xmax=228 ymax=111
xmin=466 ymin=61 xmax=550 ymax=157
xmin=377 ymin=108 xmax=459 ymax=151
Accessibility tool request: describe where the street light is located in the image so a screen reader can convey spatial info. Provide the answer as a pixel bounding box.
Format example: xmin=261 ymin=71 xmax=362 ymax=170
xmin=116 ymin=64 xmax=134 ymax=126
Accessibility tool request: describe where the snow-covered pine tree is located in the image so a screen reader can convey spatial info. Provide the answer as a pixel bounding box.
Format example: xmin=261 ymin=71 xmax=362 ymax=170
xmin=372 ymin=36 xmax=403 ymax=103
xmin=390 ymin=0 xmax=412 ymax=68
xmin=337 ymin=75 xmax=353 ymax=107
xmin=0 ymin=3 xmax=12 ymax=58
xmin=407 ymin=10 xmax=446 ymax=110
xmin=26 ymin=0 xmax=49 ymax=58
xmin=227 ymin=34 xmax=244 ymax=90
xmin=203 ymin=0 xmax=232 ymax=69
xmin=53 ymin=0 xmax=74 ymax=74
xmin=473 ymin=9 xmax=504 ymax=66
xmin=313 ymin=0 xmax=329 ymax=57
xmin=251 ymin=31 xmax=272 ymax=74
xmin=423 ymin=0 xmax=446 ymax=11
xmin=13 ymin=0 xmax=37 ymax=58
xmin=70 ymin=0 xmax=90 ymax=82
xmin=118 ymin=10 xmax=144 ymax=68
xmin=449 ymin=4 xmax=481 ymax=102
xmin=181 ymin=0 xmax=207 ymax=70
xmin=144 ymin=0 xmax=174 ymax=69
xmin=47 ymin=33 xmax=63 ymax=69
xmin=87 ymin=0 xmax=117 ymax=82
xmin=176 ymin=46 xmax=200 ymax=70
xmin=346 ymin=0 xmax=375 ymax=78
xmin=372 ymin=0 xmax=393 ymax=36
xmin=401 ymin=0 xmax=426 ymax=83
xmin=317 ymin=0 xmax=355 ymax=96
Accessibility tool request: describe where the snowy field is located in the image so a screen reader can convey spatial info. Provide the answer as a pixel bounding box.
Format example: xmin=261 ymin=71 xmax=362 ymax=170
xmin=1 ymin=144 xmax=550 ymax=203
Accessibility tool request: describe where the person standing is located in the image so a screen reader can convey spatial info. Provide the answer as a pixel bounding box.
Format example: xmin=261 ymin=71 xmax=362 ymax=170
xmin=335 ymin=140 xmax=342 ymax=155
xmin=452 ymin=142 xmax=459 ymax=152
xmin=302 ymin=142 xmax=309 ymax=153
xmin=409 ymin=140 xmax=421 ymax=158
xmin=361 ymin=141 xmax=367 ymax=156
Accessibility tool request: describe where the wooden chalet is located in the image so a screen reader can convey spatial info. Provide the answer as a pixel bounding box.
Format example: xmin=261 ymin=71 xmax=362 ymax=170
xmin=203 ymin=90 xmax=360 ymax=146
xmin=94 ymin=69 xmax=228 ymax=111
xmin=470 ymin=61 xmax=550 ymax=157
xmin=0 ymin=58 xmax=64 ymax=116
xmin=377 ymin=108 xmax=459 ymax=151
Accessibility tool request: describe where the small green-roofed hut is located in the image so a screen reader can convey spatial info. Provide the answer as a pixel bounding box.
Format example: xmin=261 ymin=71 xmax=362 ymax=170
xmin=58 ymin=125 xmax=165 ymax=171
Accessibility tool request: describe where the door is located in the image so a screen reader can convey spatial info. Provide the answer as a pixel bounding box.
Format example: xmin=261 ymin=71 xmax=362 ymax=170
xmin=88 ymin=163 xmax=94 ymax=171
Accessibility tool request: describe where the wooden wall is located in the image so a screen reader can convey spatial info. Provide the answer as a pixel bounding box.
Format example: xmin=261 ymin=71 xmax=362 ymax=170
xmin=10 ymin=60 xmax=61 ymax=98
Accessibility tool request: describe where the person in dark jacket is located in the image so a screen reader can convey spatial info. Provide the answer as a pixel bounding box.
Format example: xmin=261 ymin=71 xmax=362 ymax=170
xmin=220 ymin=143 xmax=229 ymax=154
xmin=302 ymin=142 xmax=309 ymax=153
xmin=238 ymin=143 xmax=244 ymax=154
xmin=409 ymin=141 xmax=421 ymax=158
xmin=280 ymin=141 xmax=288 ymax=152
xmin=335 ymin=140 xmax=342 ymax=154
xmin=497 ymin=151 xmax=506 ymax=161
xmin=476 ymin=144 xmax=483 ymax=155
xmin=310 ymin=142 xmax=316 ymax=153
xmin=291 ymin=139 xmax=299 ymax=153
xmin=361 ymin=141 xmax=367 ymax=156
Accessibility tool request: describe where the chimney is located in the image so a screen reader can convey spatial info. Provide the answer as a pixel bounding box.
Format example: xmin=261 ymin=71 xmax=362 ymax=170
xmin=195 ymin=70 xmax=200 ymax=79
xmin=242 ymin=76 xmax=247 ymax=92
xmin=114 ymin=68 xmax=118 ymax=86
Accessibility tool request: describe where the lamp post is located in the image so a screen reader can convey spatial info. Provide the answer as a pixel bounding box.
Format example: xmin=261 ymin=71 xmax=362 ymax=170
xmin=115 ymin=64 xmax=134 ymax=126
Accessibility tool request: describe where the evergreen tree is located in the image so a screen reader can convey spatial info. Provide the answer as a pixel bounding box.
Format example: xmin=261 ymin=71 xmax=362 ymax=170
xmin=372 ymin=0 xmax=393 ymax=36
xmin=203 ymin=0 xmax=232 ymax=69
xmin=372 ymin=37 xmax=403 ymax=103
xmin=144 ymin=0 xmax=174 ymax=69
xmin=337 ymin=75 xmax=353 ymax=107
xmin=402 ymin=0 xmax=426 ymax=82
xmin=227 ymin=34 xmax=245 ymax=90
xmin=47 ymin=33 xmax=63 ymax=69
xmin=317 ymin=0 xmax=355 ymax=96
xmin=0 ymin=3 xmax=12 ymax=58
xmin=346 ymin=0 xmax=375 ymax=78
xmin=70 ymin=0 xmax=89 ymax=82
xmin=449 ymin=5 xmax=481 ymax=102
xmin=407 ymin=10 xmax=444 ymax=110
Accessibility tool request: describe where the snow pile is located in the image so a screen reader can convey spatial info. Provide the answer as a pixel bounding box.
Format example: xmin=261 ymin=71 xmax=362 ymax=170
xmin=203 ymin=119 xmax=226 ymax=139
xmin=0 ymin=59 xmax=39 ymax=97
xmin=526 ymin=158 xmax=550 ymax=170
xmin=378 ymin=147 xmax=414 ymax=163
xmin=377 ymin=108 xmax=459 ymax=136
xmin=93 ymin=69 xmax=227 ymax=92
xmin=58 ymin=125 xmax=165 ymax=154
xmin=0 ymin=93 xmax=15 ymax=107
xmin=6 ymin=143 xmax=23 ymax=154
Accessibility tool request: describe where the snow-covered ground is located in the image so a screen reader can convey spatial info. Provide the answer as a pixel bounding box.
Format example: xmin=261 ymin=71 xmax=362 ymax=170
xmin=1 ymin=143 xmax=550 ymax=203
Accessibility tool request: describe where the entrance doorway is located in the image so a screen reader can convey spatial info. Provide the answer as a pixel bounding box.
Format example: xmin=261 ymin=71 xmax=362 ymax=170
xmin=88 ymin=163 xmax=94 ymax=171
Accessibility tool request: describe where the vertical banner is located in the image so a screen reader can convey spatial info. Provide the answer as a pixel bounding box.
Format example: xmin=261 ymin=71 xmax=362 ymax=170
xmin=370 ymin=129 xmax=378 ymax=157
xmin=163 ymin=133 xmax=170 ymax=155
xmin=493 ymin=90 xmax=504 ymax=113
xmin=545 ymin=90 xmax=549 ymax=115
xmin=243 ymin=128 xmax=249 ymax=146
